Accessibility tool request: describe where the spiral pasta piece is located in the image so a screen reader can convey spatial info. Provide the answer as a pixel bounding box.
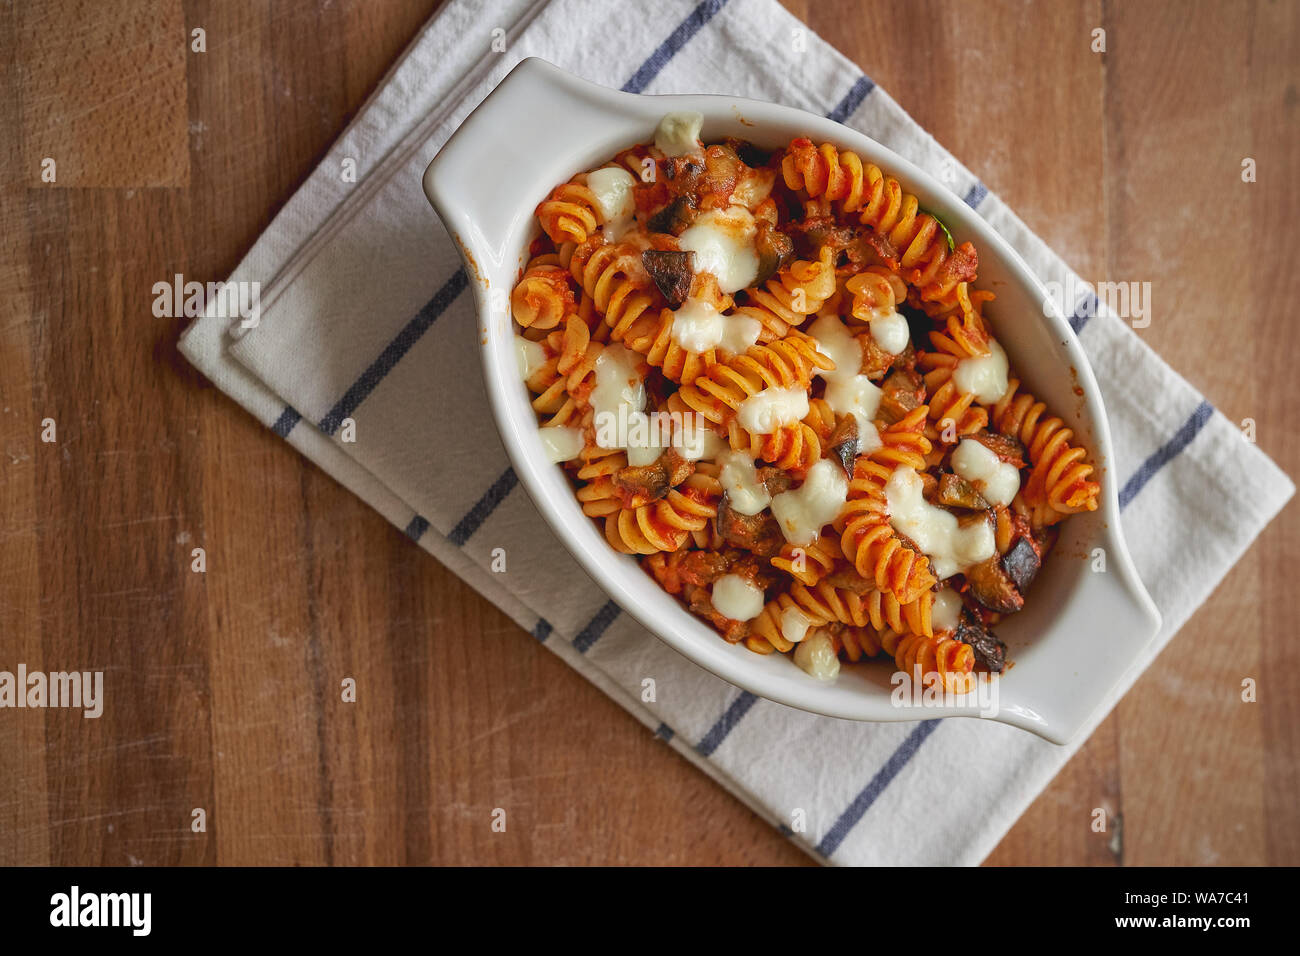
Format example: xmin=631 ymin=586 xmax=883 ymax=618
xmin=745 ymin=596 xmax=884 ymax=659
xmin=567 ymin=237 xmax=658 ymax=342
xmin=722 ymin=417 xmax=823 ymax=473
xmin=844 ymin=268 xmax=904 ymax=324
xmin=802 ymin=396 xmax=838 ymax=443
xmin=746 ymin=597 xmax=809 ymax=654
xmin=536 ymin=180 xmax=600 ymax=245
xmin=836 ymin=409 xmax=937 ymax=602
xmin=511 ymin=259 xmax=576 ymax=331
xmin=617 ymin=308 xmax=717 ymax=385
xmin=892 ymin=633 xmax=975 ymax=693
xmin=871 ymin=405 xmax=932 ymax=471
xmin=917 ymin=353 xmax=991 ymax=441
xmin=519 ymin=331 xmax=563 ymax=400
xmin=786 ymin=578 xmax=933 ymax=637
xmin=939 ymin=282 xmax=993 ymax=356
xmin=673 ymin=334 xmax=830 ymax=425
xmin=771 ymin=533 xmax=840 ymax=585
xmin=833 ymin=625 xmax=885 ymax=663
xmin=527 ymin=315 xmax=603 ymax=427
xmin=619 ymin=271 xmax=734 ymax=386
xmin=732 ymin=247 xmax=837 ymax=341
xmin=602 ymin=475 xmax=722 ymax=555
xmin=574 ymin=468 xmax=632 ymax=515
xmin=992 ymin=378 xmax=1101 ymax=522
xmin=912 ymin=304 xmax=997 ymax=440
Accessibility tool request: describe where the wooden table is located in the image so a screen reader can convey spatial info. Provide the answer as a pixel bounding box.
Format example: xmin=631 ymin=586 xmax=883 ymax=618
xmin=2 ymin=0 xmax=1295 ymax=866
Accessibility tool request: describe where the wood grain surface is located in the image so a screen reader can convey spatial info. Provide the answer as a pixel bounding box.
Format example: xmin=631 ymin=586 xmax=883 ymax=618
xmin=1 ymin=0 xmax=1295 ymax=866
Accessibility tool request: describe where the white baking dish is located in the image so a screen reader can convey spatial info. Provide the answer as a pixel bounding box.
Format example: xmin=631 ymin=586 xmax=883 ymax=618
xmin=423 ymin=57 xmax=1160 ymax=744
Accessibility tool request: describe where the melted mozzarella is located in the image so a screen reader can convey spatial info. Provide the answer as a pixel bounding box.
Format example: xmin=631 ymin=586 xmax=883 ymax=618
xmin=586 ymin=166 xmax=636 ymax=239
xmin=625 ymin=427 xmax=662 ymax=466
xmin=672 ymin=416 xmax=727 ymax=461
xmin=809 ymin=313 xmax=860 ymax=374
xmin=931 ymin=587 xmax=964 ymax=633
xmin=808 ymin=314 xmax=883 ymax=452
xmin=794 ymin=631 xmax=840 ymax=680
xmin=670 ymin=296 xmax=762 ymax=355
xmin=824 ymin=376 xmax=883 ymax=453
xmin=538 ymin=426 xmax=584 ymax=463
xmin=885 ymin=466 xmax=995 ymax=580
xmin=951 ymin=438 xmax=1021 ymax=506
xmin=953 ymin=339 xmax=1010 ymax=404
xmin=678 ymin=208 xmax=759 ymax=294
xmin=514 ymin=334 xmax=547 ymax=380
xmin=850 ymin=292 xmax=910 ymax=356
xmin=780 ymin=605 xmax=816 ymax=644
xmin=859 ymin=422 xmax=882 ymax=454
xmin=730 ymin=167 xmax=776 ymax=211
xmin=623 ymin=410 xmax=676 ymax=466
xmin=654 ymin=111 xmax=704 ymax=157
xmin=771 ymin=459 xmax=848 ymax=546
xmin=590 ymin=345 xmax=646 ymax=450
xmin=871 ymin=310 xmax=910 ymax=355
xmin=711 ymin=573 xmax=764 ymax=621
xmin=736 ymin=386 xmax=809 ymax=435
xmin=717 ymin=449 xmax=771 ymax=515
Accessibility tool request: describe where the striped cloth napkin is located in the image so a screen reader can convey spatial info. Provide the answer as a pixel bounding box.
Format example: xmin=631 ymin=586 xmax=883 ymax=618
xmin=180 ymin=0 xmax=1293 ymax=865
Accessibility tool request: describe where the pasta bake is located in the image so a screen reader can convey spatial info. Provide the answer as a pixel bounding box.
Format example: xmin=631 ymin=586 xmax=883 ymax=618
xmin=509 ymin=111 xmax=1100 ymax=691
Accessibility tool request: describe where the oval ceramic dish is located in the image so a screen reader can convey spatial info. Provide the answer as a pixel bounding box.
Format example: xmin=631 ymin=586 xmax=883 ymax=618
xmin=423 ymin=58 xmax=1160 ymax=744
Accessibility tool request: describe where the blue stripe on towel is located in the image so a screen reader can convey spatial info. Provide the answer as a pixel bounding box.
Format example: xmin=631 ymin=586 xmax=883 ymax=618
xmin=622 ymin=0 xmax=731 ymax=94
xmin=448 ymin=467 xmax=518 ymax=546
xmin=962 ymin=181 xmax=988 ymax=209
xmin=815 ymin=720 xmax=941 ymax=858
xmin=1119 ymin=401 xmax=1214 ymax=510
xmin=319 ymin=268 xmax=469 ymax=436
xmin=826 ymin=75 xmax=876 ymax=124
xmin=695 ymin=691 xmax=758 ymax=757
xmin=403 ymin=514 xmax=430 ymax=542
xmin=573 ymin=600 xmax=622 ymax=654
xmin=1070 ymin=290 xmax=1098 ymax=334
xmin=271 ymin=405 xmax=302 ymax=437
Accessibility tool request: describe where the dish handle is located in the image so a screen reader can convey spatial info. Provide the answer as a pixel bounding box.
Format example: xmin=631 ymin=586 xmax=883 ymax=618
xmin=423 ymin=57 xmax=643 ymax=271
xmin=1001 ymin=517 xmax=1162 ymax=744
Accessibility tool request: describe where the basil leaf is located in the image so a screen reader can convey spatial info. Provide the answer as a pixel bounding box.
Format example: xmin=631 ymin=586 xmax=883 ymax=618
xmin=920 ymin=208 xmax=955 ymax=251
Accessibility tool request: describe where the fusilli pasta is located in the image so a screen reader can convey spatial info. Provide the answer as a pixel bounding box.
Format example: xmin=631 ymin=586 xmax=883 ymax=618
xmin=509 ymin=113 xmax=1100 ymax=690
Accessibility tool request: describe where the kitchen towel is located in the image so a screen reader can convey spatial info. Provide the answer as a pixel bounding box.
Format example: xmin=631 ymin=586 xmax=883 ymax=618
xmin=179 ymin=0 xmax=1294 ymax=865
